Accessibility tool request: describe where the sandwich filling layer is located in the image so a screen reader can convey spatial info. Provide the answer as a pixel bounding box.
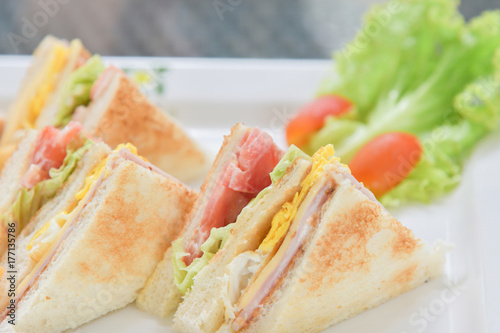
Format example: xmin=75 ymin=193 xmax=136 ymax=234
xmin=1 ymin=122 xmax=91 ymax=235
xmin=52 ymin=55 xmax=105 ymax=128
xmin=25 ymin=42 xmax=70 ymax=129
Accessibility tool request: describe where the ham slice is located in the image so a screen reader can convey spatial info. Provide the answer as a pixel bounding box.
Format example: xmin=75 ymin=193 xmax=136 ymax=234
xmin=118 ymin=148 xmax=176 ymax=181
xmin=336 ymin=165 xmax=384 ymax=208
xmin=21 ymin=121 xmax=84 ymax=189
xmin=90 ymin=66 xmax=123 ymax=100
xmin=184 ymin=128 xmax=283 ymax=266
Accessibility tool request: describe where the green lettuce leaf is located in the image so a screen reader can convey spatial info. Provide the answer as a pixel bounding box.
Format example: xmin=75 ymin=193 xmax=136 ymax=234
xmin=455 ymin=75 xmax=500 ymax=129
xmin=172 ymin=223 xmax=235 ymax=295
xmin=1 ymin=139 xmax=93 ymax=231
xmin=270 ymin=145 xmax=310 ymax=183
xmin=310 ymin=0 xmax=500 ymax=205
xmin=53 ymin=55 xmax=105 ymax=128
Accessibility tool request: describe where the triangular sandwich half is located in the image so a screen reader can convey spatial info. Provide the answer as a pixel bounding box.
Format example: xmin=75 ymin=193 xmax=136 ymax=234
xmin=174 ymin=145 xmax=445 ymax=333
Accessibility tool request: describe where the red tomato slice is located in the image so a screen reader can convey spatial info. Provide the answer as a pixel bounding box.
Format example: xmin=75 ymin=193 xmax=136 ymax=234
xmin=286 ymin=95 xmax=353 ymax=148
xmin=22 ymin=121 xmax=84 ymax=189
xmin=32 ymin=121 xmax=83 ymax=168
xmin=348 ymin=132 xmax=423 ymax=197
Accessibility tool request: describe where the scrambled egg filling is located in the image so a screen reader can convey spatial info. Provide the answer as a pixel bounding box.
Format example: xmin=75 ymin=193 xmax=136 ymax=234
xmin=25 ymin=44 xmax=69 ymax=129
xmin=258 ymin=145 xmax=337 ymax=253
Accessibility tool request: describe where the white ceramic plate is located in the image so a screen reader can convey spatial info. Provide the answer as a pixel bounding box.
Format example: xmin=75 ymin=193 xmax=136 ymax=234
xmin=0 ymin=56 xmax=498 ymax=333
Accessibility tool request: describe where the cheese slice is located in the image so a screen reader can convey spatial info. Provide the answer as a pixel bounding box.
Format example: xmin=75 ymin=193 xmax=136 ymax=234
xmin=258 ymin=145 xmax=337 ymax=253
xmin=74 ymin=158 xmax=108 ymax=201
xmin=26 ymin=212 xmax=69 ymax=262
xmin=237 ymin=178 xmax=332 ymax=312
xmin=25 ymin=164 xmax=106 ymax=263
xmin=24 ymin=44 xmax=69 ymax=129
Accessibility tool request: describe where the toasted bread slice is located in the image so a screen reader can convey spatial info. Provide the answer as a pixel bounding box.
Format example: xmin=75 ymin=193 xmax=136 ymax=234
xmin=136 ymin=247 xmax=182 ymax=317
xmin=79 ymin=71 xmax=207 ymax=182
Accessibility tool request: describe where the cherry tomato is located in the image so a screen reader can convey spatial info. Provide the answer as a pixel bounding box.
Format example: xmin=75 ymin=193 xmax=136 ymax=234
xmin=286 ymin=95 xmax=353 ymax=148
xmin=349 ymin=132 xmax=423 ymax=197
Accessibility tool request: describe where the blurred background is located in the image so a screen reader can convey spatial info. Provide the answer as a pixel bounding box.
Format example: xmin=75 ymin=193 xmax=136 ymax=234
xmin=0 ymin=0 xmax=498 ymax=58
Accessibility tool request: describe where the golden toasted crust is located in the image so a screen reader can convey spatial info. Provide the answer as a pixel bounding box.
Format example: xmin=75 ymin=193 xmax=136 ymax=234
xmin=307 ymin=200 xmax=422 ymax=291
xmin=87 ymin=74 xmax=206 ymax=182
xmin=391 ymin=225 xmax=419 ymax=257
xmin=73 ymin=162 xmax=195 ymax=283
xmin=391 ymin=264 xmax=417 ymax=286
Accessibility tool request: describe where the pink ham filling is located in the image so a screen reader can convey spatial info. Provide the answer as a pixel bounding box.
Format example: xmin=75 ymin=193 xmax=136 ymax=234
xmin=90 ymin=66 xmax=123 ymax=101
xmin=336 ymin=165 xmax=384 ymax=208
xmin=21 ymin=121 xmax=85 ymax=189
xmin=118 ymin=148 xmax=177 ymax=182
xmin=233 ymin=182 xmax=333 ymax=330
xmin=73 ymin=66 xmax=124 ymax=123
xmin=183 ymin=128 xmax=283 ymax=266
